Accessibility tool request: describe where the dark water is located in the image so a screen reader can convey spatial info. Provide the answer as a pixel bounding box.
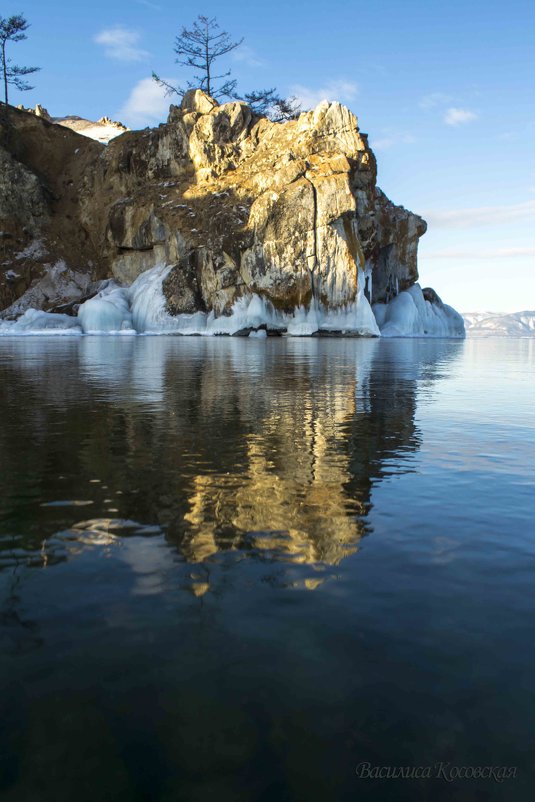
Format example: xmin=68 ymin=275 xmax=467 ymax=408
xmin=0 ymin=336 xmax=533 ymax=801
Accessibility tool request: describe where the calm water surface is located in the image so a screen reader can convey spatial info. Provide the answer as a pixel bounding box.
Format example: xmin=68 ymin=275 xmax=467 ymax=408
xmin=0 ymin=336 xmax=533 ymax=801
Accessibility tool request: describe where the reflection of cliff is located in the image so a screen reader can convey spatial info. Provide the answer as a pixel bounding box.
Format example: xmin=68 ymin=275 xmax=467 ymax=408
xmin=0 ymin=339 xmax=461 ymax=575
xmin=177 ymin=340 xmax=460 ymax=566
xmin=182 ymin=414 xmax=365 ymax=565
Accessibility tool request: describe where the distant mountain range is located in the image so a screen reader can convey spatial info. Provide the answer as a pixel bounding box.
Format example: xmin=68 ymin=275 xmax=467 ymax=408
xmin=463 ymin=311 xmax=535 ymax=337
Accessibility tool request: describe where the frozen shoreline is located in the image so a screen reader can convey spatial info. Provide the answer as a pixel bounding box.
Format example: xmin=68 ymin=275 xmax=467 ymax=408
xmin=0 ymin=264 xmax=465 ymax=339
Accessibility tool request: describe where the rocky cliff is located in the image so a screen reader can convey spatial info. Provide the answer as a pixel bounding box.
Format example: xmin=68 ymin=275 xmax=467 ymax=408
xmin=0 ymin=92 xmax=464 ymax=336
xmin=16 ymin=103 xmax=129 ymax=143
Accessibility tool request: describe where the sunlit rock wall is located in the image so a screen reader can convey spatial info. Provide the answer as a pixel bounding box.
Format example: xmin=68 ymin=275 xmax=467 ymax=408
xmin=1 ymin=92 xmax=439 ymax=333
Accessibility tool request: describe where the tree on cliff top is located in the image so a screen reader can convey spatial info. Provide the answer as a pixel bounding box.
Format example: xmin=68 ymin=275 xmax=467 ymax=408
xmin=153 ymin=15 xmax=242 ymax=101
xmin=0 ymin=13 xmax=39 ymax=106
xmin=243 ymin=89 xmax=301 ymax=122
xmin=152 ymin=15 xmax=301 ymax=121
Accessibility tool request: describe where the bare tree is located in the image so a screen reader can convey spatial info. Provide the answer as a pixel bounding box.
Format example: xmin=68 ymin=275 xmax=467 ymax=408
xmin=151 ymin=72 xmax=181 ymax=98
xmin=0 ymin=13 xmax=39 ymax=107
xmin=153 ymin=15 xmax=242 ymax=101
xmin=152 ymin=16 xmax=301 ymax=122
xmin=243 ymin=88 xmax=301 ymax=122
xmin=271 ymin=95 xmax=302 ymax=122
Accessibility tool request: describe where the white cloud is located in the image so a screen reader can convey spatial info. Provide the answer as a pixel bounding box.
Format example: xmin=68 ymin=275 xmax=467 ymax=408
xmin=423 ymin=200 xmax=535 ymax=229
xmin=232 ymin=45 xmax=265 ymax=68
xmin=290 ymin=80 xmax=358 ymax=110
xmin=424 ymin=247 xmax=535 ymax=260
xmin=444 ymin=107 xmax=478 ymax=126
xmin=94 ymin=26 xmax=149 ymax=62
xmin=119 ymin=77 xmax=175 ymax=127
xmin=419 ymin=92 xmax=453 ymax=110
xmin=136 ymin=0 xmax=161 ymax=8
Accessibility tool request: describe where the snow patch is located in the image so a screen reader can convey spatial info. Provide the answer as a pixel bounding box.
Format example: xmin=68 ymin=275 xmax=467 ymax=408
xmin=1 ymin=261 xmax=99 ymax=319
xmin=463 ymin=310 xmax=535 ymax=337
xmin=54 ymin=116 xmax=128 ymax=144
xmin=15 ymin=239 xmax=46 ymax=261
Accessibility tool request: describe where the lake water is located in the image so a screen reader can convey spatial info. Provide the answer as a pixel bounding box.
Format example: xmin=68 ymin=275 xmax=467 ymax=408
xmin=0 ymin=336 xmax=533 ymax=801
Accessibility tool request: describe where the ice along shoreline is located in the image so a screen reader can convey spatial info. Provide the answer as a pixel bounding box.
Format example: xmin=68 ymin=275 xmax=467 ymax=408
xmin=0 ymin=264 xmax=465 ymax=339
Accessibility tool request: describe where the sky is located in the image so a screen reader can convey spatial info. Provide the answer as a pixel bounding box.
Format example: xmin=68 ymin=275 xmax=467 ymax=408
xmin=6 ymin=0 xmax=535 ymax=312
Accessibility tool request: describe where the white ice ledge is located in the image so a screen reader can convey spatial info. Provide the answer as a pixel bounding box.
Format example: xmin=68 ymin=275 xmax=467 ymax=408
xmin=0 ymin=264 xmax=463 ymax=338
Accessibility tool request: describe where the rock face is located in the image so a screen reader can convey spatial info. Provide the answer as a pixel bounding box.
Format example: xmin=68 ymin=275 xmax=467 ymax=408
xmin=0 ymin=92 xmax=461 ymax=335
xmin=0 ymin=109 xmax=104 ymax=314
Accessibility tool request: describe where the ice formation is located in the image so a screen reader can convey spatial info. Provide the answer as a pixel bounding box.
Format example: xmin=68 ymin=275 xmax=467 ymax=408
xmin=0 ymin=308 xmax=82 ymax=335
xmin=372 ymin=285 xmax=465 ymax=338
xmin=0 ymin=264 xmax=465 ymax=338
xmin=78 ymin=284 xmax=134 ymax=333
xmin=75 ymin=263 xmax=380 ymax=337
xmin=128 ymin=264 xmax=380 ymax=336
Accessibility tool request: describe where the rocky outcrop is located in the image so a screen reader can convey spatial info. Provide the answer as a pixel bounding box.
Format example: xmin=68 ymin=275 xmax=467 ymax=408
xmin=0 ymin=92 xmax=460 ymax=335
xmin=16 ymin=103 xmax=52 ymax=121
xmin=16 ymin=104 xmax=129 ymax=143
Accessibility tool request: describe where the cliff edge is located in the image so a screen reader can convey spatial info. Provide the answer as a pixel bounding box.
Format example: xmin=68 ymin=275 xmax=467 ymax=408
xmin=0 ymin=92 xmax=464 ymax=336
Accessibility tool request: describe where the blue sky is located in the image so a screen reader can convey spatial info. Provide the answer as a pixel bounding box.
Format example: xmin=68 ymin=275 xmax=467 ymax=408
xmin=8 ymin=0 xmax=535 ymax=311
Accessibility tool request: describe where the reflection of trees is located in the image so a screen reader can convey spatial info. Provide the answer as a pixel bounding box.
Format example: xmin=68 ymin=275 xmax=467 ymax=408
xmin=0 ymin=549 xmax=42 ymax=654
xmin=0 ymin=338 xmax=462 ymax=575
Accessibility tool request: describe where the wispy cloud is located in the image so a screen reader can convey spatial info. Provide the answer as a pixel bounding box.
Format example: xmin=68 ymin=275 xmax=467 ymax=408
xmin=497 ymin=119 xmax=535 ymax=142
xmin=424 ymin=247 xmax=535 ymax=259
xmin=423 ymin=200 xmax=535 ymax=229
xmin=232 ymin=45 xmax=265 ymax=68
xmin=290 ymin=80 xmax=358 ymax=110
xmin=497 ymin=130 xmax=517 ymax=141
xmin=119 ymin=77 xmax=174 ymax=127
xmin=136 ymin=0 xmax=162 ymax=9
xmin=419 ymin=92 xmax=453 ymax=110
xmin=444 ymin=107 xmax=478 ymax=126
xmin=94 ymin=26 xmax=149 ymax=62
xmin=371 ymin=133 xmax=415 ymax=151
